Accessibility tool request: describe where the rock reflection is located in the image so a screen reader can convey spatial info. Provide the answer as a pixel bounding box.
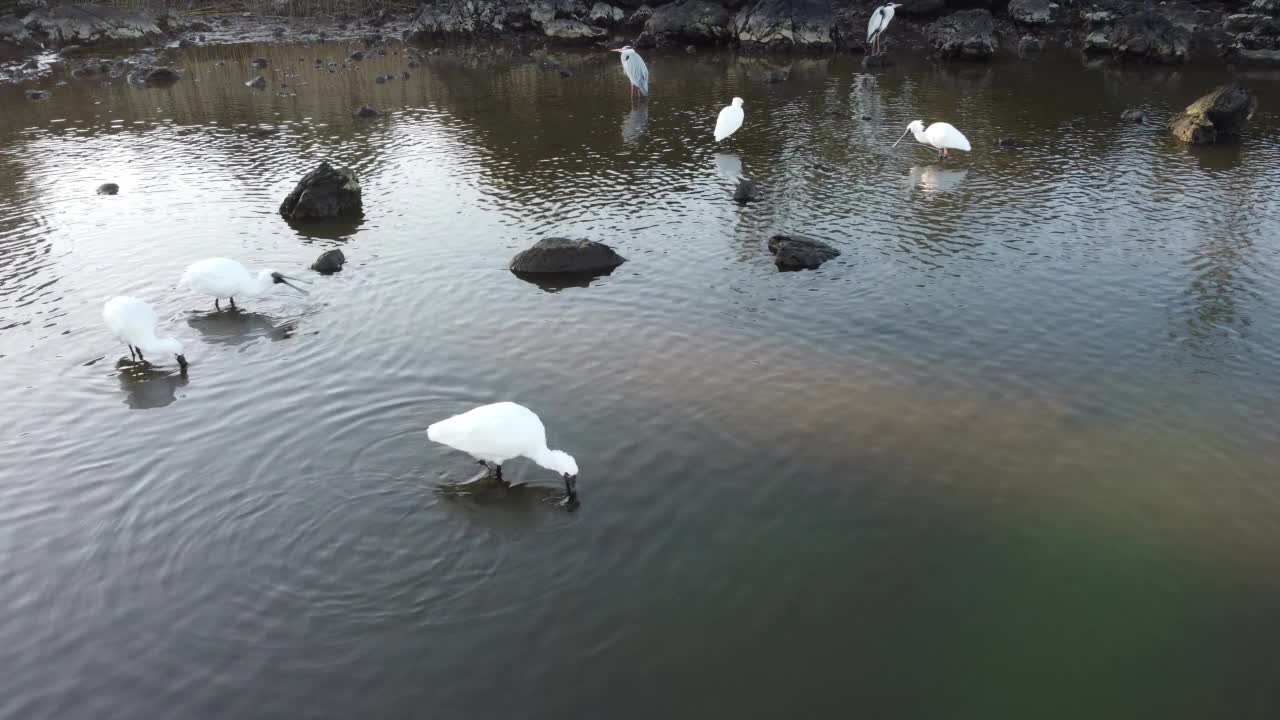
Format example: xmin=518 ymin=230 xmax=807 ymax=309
xmin=511 ymin=268 xmax=618 ymax=294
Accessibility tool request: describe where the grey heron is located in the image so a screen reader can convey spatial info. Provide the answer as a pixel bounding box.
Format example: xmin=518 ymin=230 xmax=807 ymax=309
xmin=610 ymin=45 xmax=649 ymax=99
xmin=866 ymin=3 xmax=901 ymax=57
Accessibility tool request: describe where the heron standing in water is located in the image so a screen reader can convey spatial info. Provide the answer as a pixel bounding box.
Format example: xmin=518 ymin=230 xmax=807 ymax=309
xmin=611 ymin=45 xmax=649 ymax=100
xmin=866 ymin=3 xmax=901 ymax=57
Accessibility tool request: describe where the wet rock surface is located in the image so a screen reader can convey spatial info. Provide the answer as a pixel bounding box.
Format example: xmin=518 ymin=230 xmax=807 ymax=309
xmin=768 ymin=234 xmax=840 ymax=271
xmin=280 ymin=162 xmax=364 ymax=221
xmin=1168 ymin=83 xmax=1257 ymax=144
xmin=510 ymin=238 xmax=627 ymax=275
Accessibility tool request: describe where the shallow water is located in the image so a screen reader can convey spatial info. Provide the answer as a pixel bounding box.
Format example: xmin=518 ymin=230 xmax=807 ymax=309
xmin=2 ymin=43 xmax=1280 ymax=718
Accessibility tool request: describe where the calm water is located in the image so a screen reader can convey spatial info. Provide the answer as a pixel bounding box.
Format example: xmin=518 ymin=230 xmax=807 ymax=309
xmin=2 ymin=42 xmax=1279 ymax=718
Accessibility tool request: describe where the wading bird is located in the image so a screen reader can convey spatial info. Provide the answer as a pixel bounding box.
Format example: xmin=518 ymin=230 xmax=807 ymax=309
xmin=180 ymin=258 xmax=308 ymax=311
xmin=611 ymin=45 xmax=648 ymax=100
xmin=893 ymin=120 xmax=972 ymax=159
xmin=866 ymin=3 xmax=901 ymax=57
xmin=102 ymin=296 xmax=188 ymax=371
xmin=428 ymin=402 xmax=579 ymax=503
xmin=714 ymin=97 xmax=745 ymax=142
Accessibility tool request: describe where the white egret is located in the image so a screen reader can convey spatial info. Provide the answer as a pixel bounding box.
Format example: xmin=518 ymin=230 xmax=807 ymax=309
xmin=610 ymin=45 xmax=648 ymax=99
xmin=102 ymin=296 xmax=188 ymax=371
xmin=714 ymin=97 xmax=745 ymax=142
xmin=428 ymin=401 xmax=579 ymax=502
xmin=893 ymin=120 xmax=972 ymax=159
xmin=180 ymin=257 xmax=309 ymax=311
xmin=866 ymin=3 xmax=901 ymax=57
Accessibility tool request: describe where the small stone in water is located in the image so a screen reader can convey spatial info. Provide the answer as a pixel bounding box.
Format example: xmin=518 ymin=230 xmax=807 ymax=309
xmin=97 ymin=183 xmax=119 ymax=195
xmin=311 ymin=249 xmax=346 ymax=274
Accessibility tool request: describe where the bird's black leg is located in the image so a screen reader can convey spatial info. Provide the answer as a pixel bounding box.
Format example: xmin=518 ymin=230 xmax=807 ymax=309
xmin=128 ymin=345 xmax=136 ymax=361
xmin=495 ymin=464 xmax=506 ymax=486
xmin=230 ymin=297 xmax=237 ymax=310
xmin=136 ymin=348 xmax=145 ymax=363
xmin=215 ymin=298 xmax=220 ymax=311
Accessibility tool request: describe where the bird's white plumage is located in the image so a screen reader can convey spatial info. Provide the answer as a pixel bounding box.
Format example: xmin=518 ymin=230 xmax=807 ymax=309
xmin=102 ymin=296 xmax=184 ymax=357
xmin=428 ymin=402 xmax=578 ymax=477
xmin=867 ymin=3 xmax=897 ymax=44
xmin=895 ymin=120 xmax=972 ymax=153
xmin=181 ymin=258 xmax=273 ymax=299
xmin=714 ymin=97 xmax=745 ymax=142
xmin=617 ymin=47 xmax=649 ymax=96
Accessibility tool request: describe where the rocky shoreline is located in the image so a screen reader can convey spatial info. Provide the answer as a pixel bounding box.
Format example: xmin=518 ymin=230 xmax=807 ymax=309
xmin=3 ymin=0 xmax=1279 ymax=83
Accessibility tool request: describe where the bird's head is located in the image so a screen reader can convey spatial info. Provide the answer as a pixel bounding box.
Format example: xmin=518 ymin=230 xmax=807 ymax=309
xmin=152 ymin=337 xmax=187 ymax=372
xmin=888 ymin=2 xmax=901 ymax=7
xmin=732 ymin=97 xmax=744 ymax=107
xmin=266 ymin=270 xmax=310 ymax=293
xmin=612 ymin=46 xmax=634 ymax=58
xmin=893 ymin=120 xmax=926 ymax=147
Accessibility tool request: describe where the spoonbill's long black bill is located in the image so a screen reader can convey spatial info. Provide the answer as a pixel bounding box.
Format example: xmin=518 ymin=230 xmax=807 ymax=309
xmin=892 ymin=127 xmax=912 ymax=148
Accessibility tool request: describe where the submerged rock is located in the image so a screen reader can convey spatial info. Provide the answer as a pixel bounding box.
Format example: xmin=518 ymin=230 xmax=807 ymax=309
xmin=768 ymin=234 xmax=839 ymax=271
xmin=927 ymin=10 xmax=997 ymax=60
xmin=25 ymin=89 xmax=51 ymax=100
xmin=996 ymin=137 xmax=1025 ymax=147
xmin=279 ymin=162 xmax=363 ymax=221
xmin=246 ymin=75 xmax=267 ymax=89
xmin=353 ymin=104 xmax=379 ymax=117
xmin=311 ymin=249 xmax=346 ymax=274
xmin=733 ymin=178 xmax=758 ymax=203
xmin=510 ymin=238 xmax=627 ymax=275
xmin=252 ymin=57 xmax=269 ymax=68
xmin=1017 ymin=35 xmax=1043 ymax=56
xmin=1168 ymin=83 xmax=1257 ymax=144
xmin=349 ymin=51 xmax=364 ymax=61
xmin=1120 ymin=109 xmax=1148 ymax=124
xmin=96 ymin=182 xmax=119 ymax=195
xmin=128 ymin=66 xmax=180 ymax=84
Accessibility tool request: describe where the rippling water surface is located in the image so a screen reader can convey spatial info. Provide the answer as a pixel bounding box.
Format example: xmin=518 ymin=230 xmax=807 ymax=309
xmin=2 ymin=43 xmax=1280 ymax=718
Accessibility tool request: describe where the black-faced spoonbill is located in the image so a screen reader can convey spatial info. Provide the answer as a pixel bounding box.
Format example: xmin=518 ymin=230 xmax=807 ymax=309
xmin=102 ymin=296 xmax=188 ymax=371
xmin=714 ymin=97 xmax=745 ymax=142
xmin=610 ymin=45 xmax=648 ymax=100
xmin=428 ymin=402 xmax=580 ymax=504
xmin=866 ymin=3 xmax=901 ymax=56
xmin=893 ymin=120 xmax=972 ymax=159
xmin=180 ymin=257 xmax=309 ymax=311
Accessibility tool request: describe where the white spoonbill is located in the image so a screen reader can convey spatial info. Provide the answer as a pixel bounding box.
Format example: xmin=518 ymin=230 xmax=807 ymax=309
xmin=428 ymin=401 xmax=580 ymax=502
xmin=714 ymin=97 xmax=745 ymax=142
xmin=102 ymin=296 xmax=188 ymax=371
xmin=180 ymin=257 xmax=309 ymax=311
xmin=893 ymin=120 xmax=971 ymax=159
xmin=611 ymin=45 xmax=649 ymax=99
xmin=866 ymin=3 xmax=901 ymax=57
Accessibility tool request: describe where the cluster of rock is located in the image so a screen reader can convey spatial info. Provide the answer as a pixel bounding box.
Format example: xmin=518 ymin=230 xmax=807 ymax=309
xmin=401 ymin=0 xmax=1280 ymax=64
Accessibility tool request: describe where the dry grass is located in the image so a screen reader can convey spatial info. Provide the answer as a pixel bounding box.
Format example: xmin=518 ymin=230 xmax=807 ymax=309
xmin=94 ymin=0 xmax=419 ymax=20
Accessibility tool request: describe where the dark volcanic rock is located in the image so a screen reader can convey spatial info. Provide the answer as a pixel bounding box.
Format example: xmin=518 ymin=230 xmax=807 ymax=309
xmin=246 ymin=75 xmax=267 ymax=89
xmin=735 ymin=0 xmax=835 ymax=51
xmin=543 ymin=18 xmax=608 ymax=42
xmin=927 ymin=10 xmax=997 ymax=60
xmin=349 ymin=51 xmax=364 ymax=61
xmin=2 ymin=16 xmax=39 ymax=49
xmin=646 ymin=0 xmax=733 ymax=44
xmin=25 ymin=89 xmax=51 ymax=100
xmin=22 ymin=5 xmax=173 ymax=48
xmin=733 ymin=178 xmax=758 ymax=203
xmin=768 ymin=234 xmax=839 ymax=271
xmin=1120 ymin=109 xmax=1148 ymax=123
xmin=279 ymin=162 xmax=364 ymax=221
xmin=1083 ymin=11 xmax=1191 ymax=63
xmin=188 ymin=21 xmax=214 ymax=33
xmin=509 ymin=238 xmax=627 ymax=275
xmin=862 ymin=53 xmax=893 ymax=68
xmin=354 ymin=104 xmax=379 ymax=117
xmin=1007 ymin=0 xmax=1058 ymax=26
xmin=1168 ymin=83 xmax=1257 ymax=144
xmin=311 ymin=249 xmax=346 ymax=274
xmin=128 ymin=66 xmax=180 ymax=84
xmin=96 ymin=182 xmax=119 ymax=195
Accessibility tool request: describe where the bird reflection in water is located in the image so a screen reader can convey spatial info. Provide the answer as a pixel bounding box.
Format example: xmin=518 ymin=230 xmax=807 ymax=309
xmin=714 ymin=152 xmax=743 ymax=180
xmin=909 ymin=164 xmax=968 ymax=193
xmin=621 ymin=103 xmax=648 ymax=143
xmin=116 ymin=360 xmax=189 ymax=410
xmin=186 ymin=310 xmax=298 ymax=346
xmin=436 ymin=470 xmax=578 ymax=514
